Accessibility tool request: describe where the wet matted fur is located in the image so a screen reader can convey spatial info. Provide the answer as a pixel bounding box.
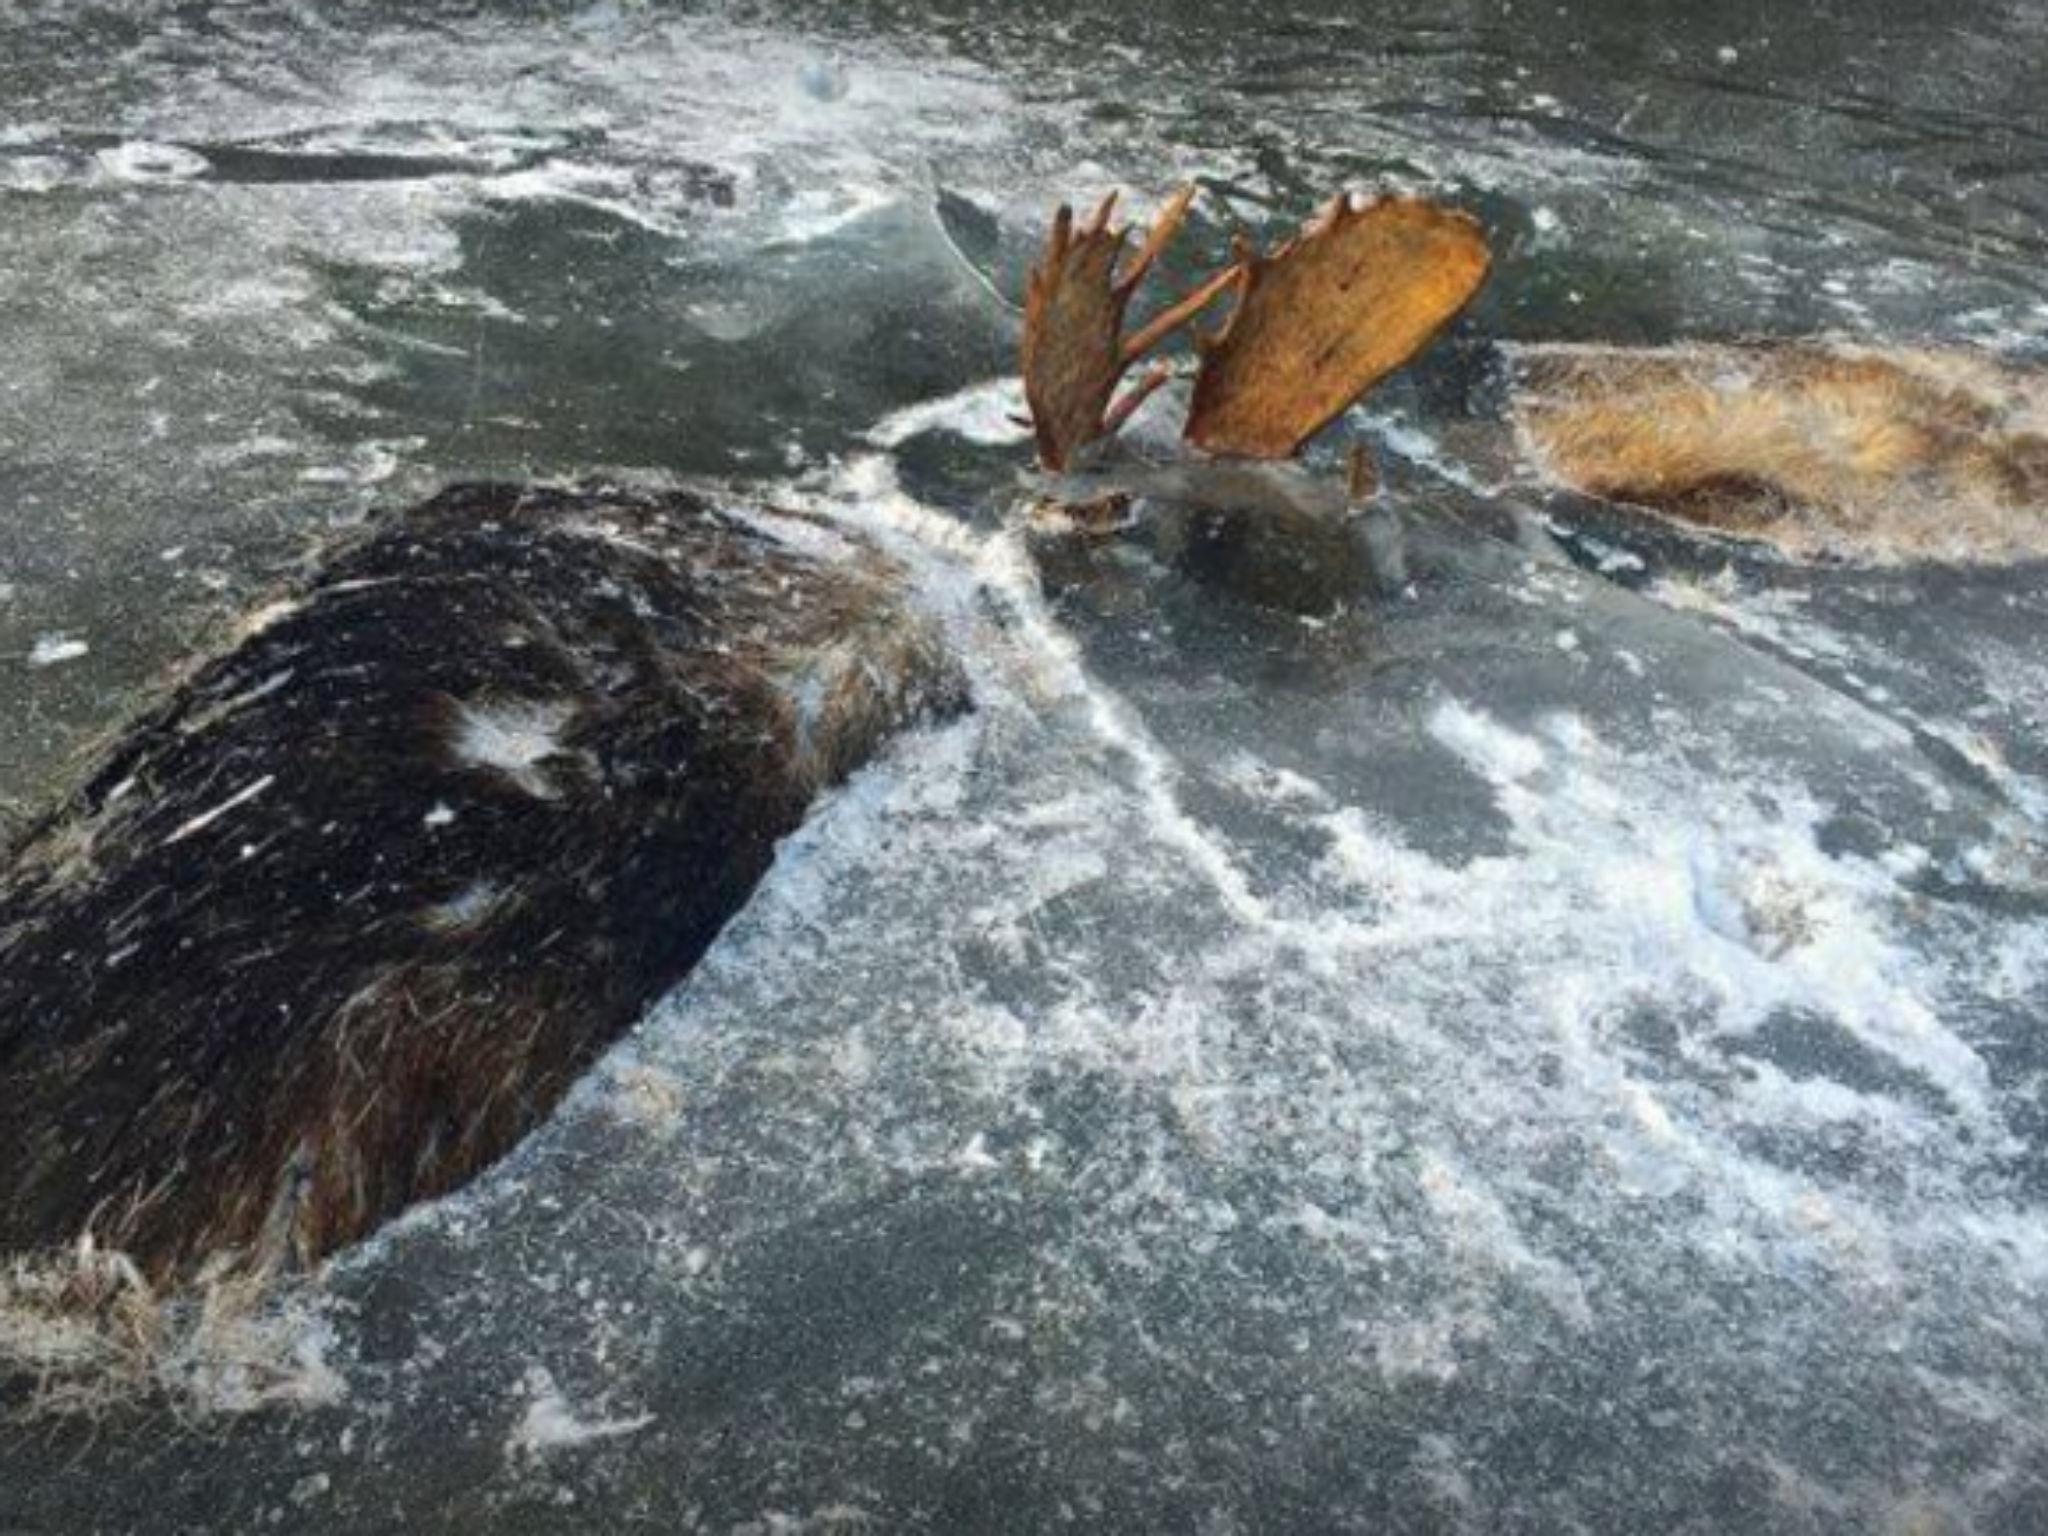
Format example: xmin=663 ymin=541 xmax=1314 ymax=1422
xmin=0 ymin=482 xmax=965 ymax=1285
xmin=1510 ymin=341 xmax=2048 ymax=563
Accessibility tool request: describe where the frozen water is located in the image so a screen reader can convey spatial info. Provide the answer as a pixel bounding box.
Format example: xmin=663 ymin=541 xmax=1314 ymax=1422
xmin=449 ymin=697 xmax=578 ymax=800
xmin=25 ymin=633 xmax=88 ymax=667
xmin=3 ymin=0 xmax=2046 ymax=1531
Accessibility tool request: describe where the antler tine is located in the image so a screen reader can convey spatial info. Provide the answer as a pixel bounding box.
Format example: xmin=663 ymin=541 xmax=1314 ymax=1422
xmin=1120 ymin=260 xmax=1244 ymax=366
xmin=1101 ymin=361 xmax=1175 ymax=437
xmin=1082 ymin=189 xmax=1120 ymax=237
xmin=1115 ymin=182 xmax=1199 ymax=299
xmin=1188 ymin=238 xmax=1259 ymax=355
xmin=1346 ymin=441 xmax=1379 ymax=504
xmin=1044 ymin=202 xmax=1074 ymax=264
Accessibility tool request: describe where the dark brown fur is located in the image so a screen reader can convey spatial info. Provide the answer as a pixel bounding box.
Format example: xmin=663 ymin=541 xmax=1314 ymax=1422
xmin=0 ymin=483 xmax=964 ymax=1284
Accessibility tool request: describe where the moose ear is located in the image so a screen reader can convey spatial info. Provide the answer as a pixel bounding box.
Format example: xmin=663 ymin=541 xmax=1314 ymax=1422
xmin=1184 ymin=196 xmax=1491 ymax=460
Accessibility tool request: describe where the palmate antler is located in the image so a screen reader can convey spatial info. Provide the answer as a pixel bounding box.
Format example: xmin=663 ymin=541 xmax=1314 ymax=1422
xmin=1019 ymin=185 xmax=1241 ymax=472
xmin=1020 ymin=185 xmax=1491 ymax=471
xmin=1185 ymin=194 xmax=1492 ymax=458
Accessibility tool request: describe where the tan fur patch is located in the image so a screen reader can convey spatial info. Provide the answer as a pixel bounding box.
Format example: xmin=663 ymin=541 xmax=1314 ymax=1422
xmin=1511 ymin=341 xmax=2048 ymax=563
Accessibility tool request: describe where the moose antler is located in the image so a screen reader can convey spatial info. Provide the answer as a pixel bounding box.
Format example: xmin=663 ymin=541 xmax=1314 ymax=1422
xmin=1184 ymin=195 xmax=1492 ymax=458
xmin=1020 ymin=185 xmax=1241 ymax=472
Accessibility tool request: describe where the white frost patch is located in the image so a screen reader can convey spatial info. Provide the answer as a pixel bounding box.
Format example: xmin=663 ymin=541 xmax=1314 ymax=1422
xmin=27 ymin=633 xmax=88 ymax=667
xmin=0 ymin=154 xmax=74 ymax=193
xmin=295 ymin=438 xmax=414 ymax=488
xmin=171 ymin=1301 xmax=347 ymax=1417
xmin=423 ymin=881 xmax=506 ymax=933
xmin=94 ymin=139 xmax=210 ymax=182
xmin=1651 ymin=575 xmax=1866 ymax=670
xmin=450 ymin=698 xmax=576 ymax=799
xmin=507 ymin=1367 xmax=653 ymax=1459
xmin=1429 ymin=702 xmax=1994 ymax=1125
xmin=600 ymin=1058 xmax=688 ymax=1132
xmin=714 ymin=500 xmax=861 ymax=566
xmin=1215 ymin=753 xmax=1331 ymax=808
xmin=867 ymin=378 xmax=1032 ymax=449
xmin=1426 ymin=698 xmax=1547 ymax=784
xmin=1350 ymin=408 xmax=1509 ymax=497
xmin=230 ymin=598 xmax=305 ymax=643
xmin=1418 ymin=1152 xmax=1594 ymax=1329
xmin=560 ymin=517 xmax=666 ymax=561
xmin=1915 ymin=716 xmax=2048 ymax=829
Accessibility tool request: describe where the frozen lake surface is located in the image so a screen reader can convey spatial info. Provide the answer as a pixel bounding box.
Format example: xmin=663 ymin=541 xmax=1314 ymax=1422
xmin=3 ymin=1 xmax=2046 ymax=1530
